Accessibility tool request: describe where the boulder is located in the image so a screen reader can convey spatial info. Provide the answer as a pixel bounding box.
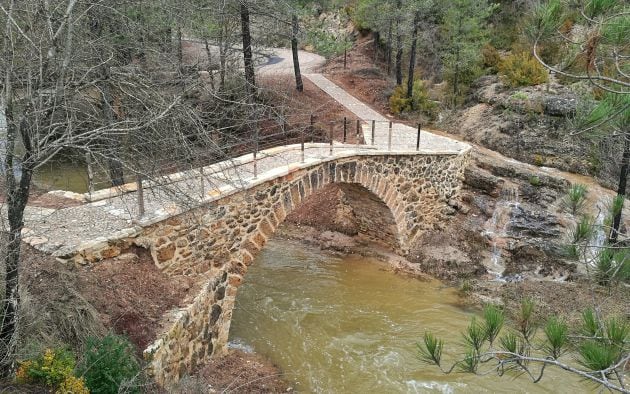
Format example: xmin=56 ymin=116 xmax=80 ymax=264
xmin=543 ymin=95 xmax=577 ymax=117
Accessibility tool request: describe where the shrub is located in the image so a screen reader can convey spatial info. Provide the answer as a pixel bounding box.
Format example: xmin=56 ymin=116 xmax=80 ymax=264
xmin=499 ymin=52 xmax=549 ymax=87
xmin=482 ymin=43 xmax=501 ymax=71
xmin=389 ymin=79 xmax=438 ymax=119
xmin=389 ymin=85 xmax=410 ymax=115
xmin=16 ymin=348 xmax=76 ymax=388
xmin=305 ymin=28 xmax=350 ymax=59
xmin=78 ymin=334 xmax=140 ymax=394
xmin=511 ymin=91 xmax=529 ymax=101
xmin=528 ymin=175 xmax=541 ymax=186
xmin=56 ymin=376 xmax=90 ymax=394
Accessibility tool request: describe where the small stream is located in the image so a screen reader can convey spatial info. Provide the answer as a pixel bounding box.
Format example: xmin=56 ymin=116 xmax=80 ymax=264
xmin=229 ymin=238 xmax=586 ymax=393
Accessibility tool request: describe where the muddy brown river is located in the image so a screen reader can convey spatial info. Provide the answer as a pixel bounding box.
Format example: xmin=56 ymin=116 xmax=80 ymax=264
xmin=229 ymin=238 xmax=589 ymax=393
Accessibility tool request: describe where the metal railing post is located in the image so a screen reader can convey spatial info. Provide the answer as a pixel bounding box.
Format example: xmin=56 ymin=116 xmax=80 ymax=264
xmin=416 ymin=123 xmax=422 ymax=151
xmin=329 ymin=123 xmax=334 ymax=156
xmin=388 ymin=121 xmax=393 ymax=151
xmin=356 ymin=119 xmax=361 ymax=146
xmin=85 ymin=152 xmax=94 ymax=196
xmin=371 ymin=120 xmax=375 ymax=146
xmin=253 ymin=151 xmax=258 ymax=179
xmin=301 ymin=130 xmax=305 ymax=163
xmin=136 ymin=175 xmax=145 ymax=218
xmin=310 ymin=114 xmax=315 ymax=143
xmin=343 ymin=116 xmax=347 ymax=143
xmin=200 ymin=166 xmax=205 ymax=199
xmin=253 ymin=130 xmax=259 ymax=179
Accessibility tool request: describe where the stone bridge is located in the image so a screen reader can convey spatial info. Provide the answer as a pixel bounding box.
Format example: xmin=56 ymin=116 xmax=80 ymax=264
xmin=137 ymin=148 xmax=467 ymax=384
xmin=11 ymin=56 xmax=471 ymax=385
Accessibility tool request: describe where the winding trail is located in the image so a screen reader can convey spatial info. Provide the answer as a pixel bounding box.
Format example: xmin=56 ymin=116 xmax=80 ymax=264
xmin=4 ymin=48 xmax=469 ymax=261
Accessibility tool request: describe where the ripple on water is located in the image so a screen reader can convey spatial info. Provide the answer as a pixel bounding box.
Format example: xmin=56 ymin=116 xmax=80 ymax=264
xmin=229 ymin=238 xmax=591 ymax=393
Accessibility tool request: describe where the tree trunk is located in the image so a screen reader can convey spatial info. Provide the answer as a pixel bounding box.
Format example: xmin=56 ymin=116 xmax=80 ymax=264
xmin=177 ymin=26 xmax=183 ymax=76
xmin=453 ymin=18 xmax=462 ymax=104
xmin=204 ymin=39 xmax=216 ymax=90
xmin=395 ymin=1 xmax=403 ymax=86
xmin=240 ymin=2 xmax=256 ymax=95
xmin=1 ymin=168 xmax=32 ymax=376
xmin=291 ymin=14 xmax=303 ymax=92
xmin=373 ymin=31 xmax=380 ymax=64
xmin=0 ymin=96 xmax=33 ymax=376
xmin=609 ymin=127 xmax=630 ymax=244
xmin=100 ymin=66 xmax=124 ymax=186
xmin=386 ymin=21 xmax=392 ymax=75
xmin=219 ymin=21 xmax=227 ymax=90
xmin=406 ymin=12 xmax=420 ymax=100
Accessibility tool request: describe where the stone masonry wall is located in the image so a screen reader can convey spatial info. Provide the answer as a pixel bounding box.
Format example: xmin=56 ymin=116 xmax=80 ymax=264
xmin=138 ymin=152 xmax=468 ymax=386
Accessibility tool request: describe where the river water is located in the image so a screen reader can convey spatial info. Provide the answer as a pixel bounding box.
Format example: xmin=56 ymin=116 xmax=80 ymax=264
xmin=229 ymin=238 xmax=588 ymax=393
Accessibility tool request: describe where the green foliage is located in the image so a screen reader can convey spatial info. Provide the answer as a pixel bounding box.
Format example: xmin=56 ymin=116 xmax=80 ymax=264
xmin=56 ymin=376 xmax=90 ymax=394
xmin=542 ymin=317 xmax=568 ymax=359
xmin=517 ymin=298 xmax=537 ymax=341
xmin=610 ymin=194 xmax=624 ymax=219
xmin=418 ymin=301 xmax=628 ymax=390
xmin=582 ymin=94 xmax=630 ymax=139
xmin=417 ymin=332 xmax=444 ymax=366
xmin=605 ymin=317 xmax=629 ymax=348
xmin=585 ymin=0 xmax=620 ymax=18
xmin=595 ymin=248 xmax=630 ymax=286
xmin=528 ymin=175 xmax=541 ymax=186
xmin=458 ymin=348 xmax=479 ymax=373
xmin=441 ymin=0 xmax=497 ymax=104
xmin=481 ymin=43 xmax=501 ymax=71
xmin=16 ymin=348 xmax=76 ymax=388
xmin=581 ymin=308 xmax=600 ymax=337
xmin=499 ymin=52 xmax=549 ymax=87
xmin=78 ymin=334 xmax=140 ymax=394
xmin=463 ymin=317 xmax=485 ymax=353
xmin=482 ymin=305 xmax=504 ymax=345
xmin=561 ymin=184 xmax=588 ymax=215
xmin=305 ymin=30 xmax=350 ymax=58
xmin=389 ymin=80 xmax=438 ymax=119
xmin=530 ymin=0 xmax=565 ymax=38
xmin=389 ymin=85 xmax=409 ymax=115
xmin=499 ymin=331 xmax=518 ymax=354
xmin=577 ymin=314 xmax=628 ymax=375
xmin=459 ymin=278 xmax=473 ymax=294
xmin=511 ymin=91 xmax=528 ymax=101
xmin=566 ymin=215 xmax=595 ymax=258
xmin=578 ymin=341 xmax=619 ymax=372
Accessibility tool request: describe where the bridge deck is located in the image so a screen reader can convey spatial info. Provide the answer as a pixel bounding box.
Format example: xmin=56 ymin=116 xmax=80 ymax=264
xmin=5 ymin=74 xmax=469 ymax=260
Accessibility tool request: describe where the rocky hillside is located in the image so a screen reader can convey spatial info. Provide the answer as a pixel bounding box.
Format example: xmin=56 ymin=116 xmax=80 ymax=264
xmin=440 ymin=75 xmax=621 ymax=190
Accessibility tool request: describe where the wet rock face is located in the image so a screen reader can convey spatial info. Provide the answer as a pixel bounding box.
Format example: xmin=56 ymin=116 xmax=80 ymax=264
xmin=506 ymin=244 xmax=576 ymax=279
xmin=507 ymin=205 xmax=562 ymax=238
xmin=464 ymin=165 xmax=502 ymax=196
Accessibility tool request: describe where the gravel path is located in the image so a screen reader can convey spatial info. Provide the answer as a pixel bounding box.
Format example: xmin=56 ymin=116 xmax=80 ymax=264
xmin=7 ymin=50 xmax=469 ymax=260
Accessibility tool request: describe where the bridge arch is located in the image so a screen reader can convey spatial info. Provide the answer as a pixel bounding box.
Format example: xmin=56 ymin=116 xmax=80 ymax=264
xmin=140 ymin=153 xmax=467 ymax=385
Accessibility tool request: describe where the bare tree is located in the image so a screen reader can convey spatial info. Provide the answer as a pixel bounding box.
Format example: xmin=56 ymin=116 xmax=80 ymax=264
xmin=406 ymin=11 xmax=420 ymax=99
xmin=291 ymin=13 xmax=304 ymax=92
xmin=240 ymin=0 xmax=256 ymax=94
xmin=395 ymin=0 xmax=404 ymax=86
xmin=0 ymin=0 xmax=197 ymax=373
